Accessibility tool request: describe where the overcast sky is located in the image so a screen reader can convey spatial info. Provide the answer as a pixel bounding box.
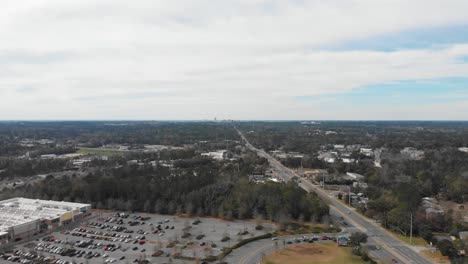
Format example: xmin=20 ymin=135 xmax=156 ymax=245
xmin=1 ymin=0 xmax=468 ymax=120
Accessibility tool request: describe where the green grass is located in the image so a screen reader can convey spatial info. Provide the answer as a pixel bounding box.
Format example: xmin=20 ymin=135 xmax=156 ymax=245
xmin=394 ymin=233 xmax=428 ymax=247
xmin=77 ymin=147 xmax=125 ymax=156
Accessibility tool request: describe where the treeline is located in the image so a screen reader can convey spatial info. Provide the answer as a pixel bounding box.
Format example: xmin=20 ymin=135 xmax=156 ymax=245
xmin=0 ymin=151 xmax=329 ymax=223
xmin=0 ymin=158 xmax=69 ymax=180
xmin=0 ymin=121 xmax=239 ymax=148
xmin=238 ymin=121 xmax=468 ymax=153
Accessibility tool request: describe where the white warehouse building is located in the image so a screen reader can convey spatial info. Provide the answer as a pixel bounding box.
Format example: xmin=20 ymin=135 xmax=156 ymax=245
xmin=0 ymin=198 xmax=91 ymax=245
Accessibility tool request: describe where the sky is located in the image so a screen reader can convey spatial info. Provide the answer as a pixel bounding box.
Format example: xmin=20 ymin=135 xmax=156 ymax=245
xmin=1 ymin=0 xmax=468 ymax=120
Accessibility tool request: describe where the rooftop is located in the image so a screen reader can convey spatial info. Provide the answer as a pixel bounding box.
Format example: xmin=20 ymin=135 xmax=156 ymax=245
xmin=0 ymin=198 xmax=90 ymax=232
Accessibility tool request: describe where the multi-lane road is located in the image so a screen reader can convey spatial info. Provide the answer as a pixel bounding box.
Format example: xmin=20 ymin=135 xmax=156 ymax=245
xmin=236 ymin=129 xmax=433 ymax=264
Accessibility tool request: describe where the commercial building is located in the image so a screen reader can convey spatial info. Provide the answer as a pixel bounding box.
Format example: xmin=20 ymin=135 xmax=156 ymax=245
xmin=0 ymin=198 xmax=91 ymax=245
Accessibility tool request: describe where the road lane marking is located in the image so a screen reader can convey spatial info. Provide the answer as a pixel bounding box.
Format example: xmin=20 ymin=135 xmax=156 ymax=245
xmin=237 ymin=130 xmax=431 ymax=264
xmin=239 ymin=241 xmax=273 ymax=264
xmin=280 ymin=169 xmax=423 ymax=264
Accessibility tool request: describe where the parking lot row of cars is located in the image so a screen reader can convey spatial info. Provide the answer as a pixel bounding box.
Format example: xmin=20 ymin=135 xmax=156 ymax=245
xmin=78 ymin=220 xmax=175 ymax=241
xmin=67 ymin=228 xmax=139 ymax=243
xmin=1 ymin=249 xmax=72 ymax=264
xmin=86 ymin=222 xmax=127 ymax=232
xmin=33 ymin=242 xmax=130 ymax=263
xmin=8 ymin=213 xmax=211 ymax=264
xmin=282 ymin=235 xmax=337 ymax=244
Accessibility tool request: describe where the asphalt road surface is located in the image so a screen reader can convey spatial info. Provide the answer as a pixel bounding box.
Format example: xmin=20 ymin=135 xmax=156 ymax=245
xmin=237 ymin=129 xmax=433 ymax=264
xmin=225 ymin=234 xmax=340 ymax=264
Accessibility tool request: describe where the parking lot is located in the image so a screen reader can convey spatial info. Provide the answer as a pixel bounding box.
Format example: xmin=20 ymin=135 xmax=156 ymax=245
xmin=4 ymin=211 xmax=275 ymax=264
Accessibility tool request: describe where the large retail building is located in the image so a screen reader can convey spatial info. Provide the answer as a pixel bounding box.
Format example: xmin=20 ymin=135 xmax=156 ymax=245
xmin=0 ymin=198 xmax=91 ymax=245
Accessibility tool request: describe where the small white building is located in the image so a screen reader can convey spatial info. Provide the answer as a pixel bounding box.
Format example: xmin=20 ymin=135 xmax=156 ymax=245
xmin=201 ymin=150 xmax=227 ymax=160
xmin=342 ymin=158 xmax=355 ymax=163
xmin=360 ymin=148 xmax=374 ymax=157
xmin=346 ymin=172 xmax=365 ymax=181
xmin=458 ymin=147 xmax=468 ymax=153
xmin=40 ymin=154 xmax=57 ymax=159
xmin=353 ymin=182 xmax=368 ymax=189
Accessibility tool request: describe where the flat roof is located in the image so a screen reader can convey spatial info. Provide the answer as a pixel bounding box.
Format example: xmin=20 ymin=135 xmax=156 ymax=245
xmin=0 ymin=198 xmax=90 ymax=233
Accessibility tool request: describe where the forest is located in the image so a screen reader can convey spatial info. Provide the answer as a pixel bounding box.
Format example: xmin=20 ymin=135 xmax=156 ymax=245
xmin=0 ymin=127 xmax=329 ymax=223
xmin=1 ymin=120 xmax=467 ymax=238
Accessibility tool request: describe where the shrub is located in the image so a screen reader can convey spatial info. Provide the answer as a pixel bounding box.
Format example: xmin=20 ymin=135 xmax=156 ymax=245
xmin=437 ymin=239 xmax=457 ymax=257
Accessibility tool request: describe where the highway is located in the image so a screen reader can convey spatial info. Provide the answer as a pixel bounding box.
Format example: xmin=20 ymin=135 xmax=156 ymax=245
xmin=236 ymin=129 xmax=433 ymax=264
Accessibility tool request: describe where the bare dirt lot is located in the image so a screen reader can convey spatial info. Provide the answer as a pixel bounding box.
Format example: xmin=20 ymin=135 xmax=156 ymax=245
xmin=261 ymin=242 xmax=365 ymax=264
xmin=439 ymin=200 xmax=468 ymax=224
xmin=421 ymin=249 xmax=450 ymax=264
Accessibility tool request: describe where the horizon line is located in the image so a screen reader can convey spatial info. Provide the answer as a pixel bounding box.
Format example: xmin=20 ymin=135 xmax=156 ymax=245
xmin=1 ymin=119 xmax=468 ymax=122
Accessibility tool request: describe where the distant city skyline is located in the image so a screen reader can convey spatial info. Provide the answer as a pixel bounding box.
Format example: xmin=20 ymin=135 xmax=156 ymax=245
xmin=1 ymin=0 xmax=468 ymax=120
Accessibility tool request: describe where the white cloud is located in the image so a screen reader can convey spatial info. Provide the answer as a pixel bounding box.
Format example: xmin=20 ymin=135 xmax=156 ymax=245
xmin=1 ymin=0 xmax=468 ymax=119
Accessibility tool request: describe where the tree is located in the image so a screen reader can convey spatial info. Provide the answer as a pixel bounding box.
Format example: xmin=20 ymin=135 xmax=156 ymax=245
xmin=350 ymin=232 xmax=368 ymax=247
xmin=436 ymin=239 xmax=457 ymax=258
xmin=368 ymin=195 xmax=397 ymax=227
xmin=143 ymin=200 xmax=151 ymax=212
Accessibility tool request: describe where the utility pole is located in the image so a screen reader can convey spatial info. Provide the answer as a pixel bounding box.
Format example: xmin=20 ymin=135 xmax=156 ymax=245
xmin=410 ymin=213 xmax=413 ymax=245
xmin=348 ymin=186 xmax=351 ymax=206
xmin=322 ymin=173 xmax=326 ymax=190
